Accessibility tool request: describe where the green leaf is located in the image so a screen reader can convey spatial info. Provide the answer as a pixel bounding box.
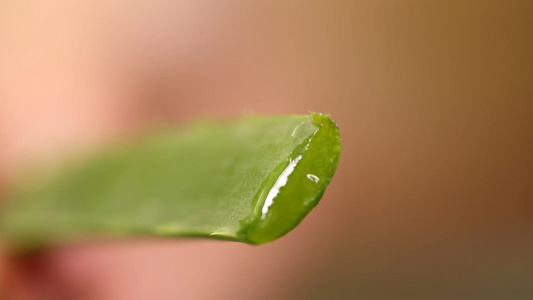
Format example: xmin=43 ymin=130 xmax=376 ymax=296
xmin=1 ymin=113 xmax=341 ymax=249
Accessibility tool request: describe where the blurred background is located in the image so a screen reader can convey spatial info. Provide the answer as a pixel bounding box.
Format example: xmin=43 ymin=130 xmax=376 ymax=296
xmin=0 ymin=0 xmax=532 ymax=299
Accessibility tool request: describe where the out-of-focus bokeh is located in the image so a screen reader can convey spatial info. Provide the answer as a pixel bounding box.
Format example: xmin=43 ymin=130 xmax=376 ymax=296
xmin=1 ymin=0 xmax=531 ymax=299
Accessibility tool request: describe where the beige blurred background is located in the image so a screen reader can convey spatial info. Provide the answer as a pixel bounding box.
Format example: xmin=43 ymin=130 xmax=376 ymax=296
xmin=1 ymin=0 xmax=532 ymax=299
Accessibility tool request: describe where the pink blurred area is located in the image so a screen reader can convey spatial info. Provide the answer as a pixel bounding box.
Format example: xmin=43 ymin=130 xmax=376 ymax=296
xmin=0 ymin=1 xmax=532 ymax=299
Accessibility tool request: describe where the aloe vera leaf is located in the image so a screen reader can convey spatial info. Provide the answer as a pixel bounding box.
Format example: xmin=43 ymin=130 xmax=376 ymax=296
xmin=0 ymin=113 xmax=341 ymax=249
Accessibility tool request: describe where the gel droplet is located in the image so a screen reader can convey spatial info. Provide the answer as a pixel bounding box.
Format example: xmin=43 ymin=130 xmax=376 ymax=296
xmin=307 ymin=174 xmax=320 ymax=183
xmin=260 ymin=155 xmax=303 ymax=219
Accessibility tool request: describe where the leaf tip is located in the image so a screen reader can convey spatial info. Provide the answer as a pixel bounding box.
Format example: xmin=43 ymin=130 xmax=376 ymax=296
xmin=238 ymin=113 xmax=341 ymax=244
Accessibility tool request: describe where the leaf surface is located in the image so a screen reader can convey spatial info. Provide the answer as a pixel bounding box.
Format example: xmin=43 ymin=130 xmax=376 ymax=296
xmin=1 ymin=113 xmax=341 ymax=249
